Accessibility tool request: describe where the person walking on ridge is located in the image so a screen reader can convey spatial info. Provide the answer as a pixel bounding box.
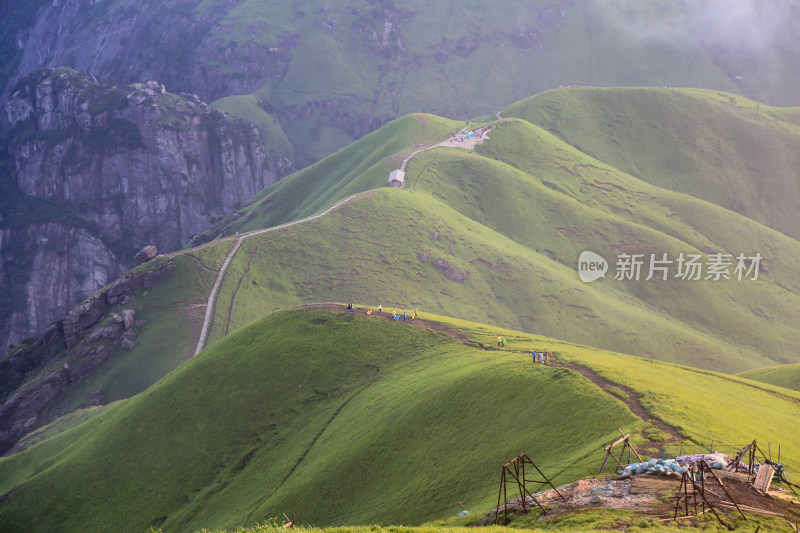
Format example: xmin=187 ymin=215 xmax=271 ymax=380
xmin=378 ymin=304 xmax=382 ymax=314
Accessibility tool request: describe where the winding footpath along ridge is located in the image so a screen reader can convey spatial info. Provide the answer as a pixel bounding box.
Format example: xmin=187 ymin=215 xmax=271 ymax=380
xmin=192 ymin=236 xmax=243 ymax=356
xmin=189 ymin=191 xmax=376 ymax=355
xmin=311 ymin=304 xmax=687 ymax=453
xmin=186 ymin=124 xmax=490 ymax=356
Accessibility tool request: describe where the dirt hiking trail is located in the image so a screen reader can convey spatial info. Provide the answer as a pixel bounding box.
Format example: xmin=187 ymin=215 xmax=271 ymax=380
xmin=311 ymin=304 xmax=685 ymax=453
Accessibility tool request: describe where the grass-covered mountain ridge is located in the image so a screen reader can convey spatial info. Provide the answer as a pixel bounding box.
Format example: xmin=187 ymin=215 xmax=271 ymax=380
xmin=4 ymin=86 xmax=800 ymax=438
xmin=1 ymin=307 xmax=798 ymax=532
xmin=2 ymin=86 xmax=800 ymax=531
xmin=205 ymin=86 xmax=800 ymax=371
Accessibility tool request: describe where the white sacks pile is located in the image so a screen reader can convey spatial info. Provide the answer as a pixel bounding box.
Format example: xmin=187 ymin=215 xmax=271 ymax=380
xmin=621 ymin=458 xmax=688 ymax=477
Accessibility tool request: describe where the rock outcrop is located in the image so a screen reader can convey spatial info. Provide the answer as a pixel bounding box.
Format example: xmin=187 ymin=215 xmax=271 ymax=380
xmin=5 ymin=68 xmax=291 ymax=251
xmin=0 ymin=222 xmax=122 ymax=352
xmin=4 ymin=0 xmax=279 ymax=110
xmin=0 ymin=257 xmax=176 ymax=455
xmin=134 ymin=245 xmax=158 ymax=265
xmin=0 ymin=68 xmax=293 ymax=353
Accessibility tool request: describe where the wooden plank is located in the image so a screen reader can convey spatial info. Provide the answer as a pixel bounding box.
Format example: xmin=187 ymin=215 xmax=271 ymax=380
xmin=715 ymin=502 xmax=783 ymax=517
xmin=767 ymin=490 xmax=798 ymax=502
xmin=713 ymin=470 xmax=752 ymax=482
xmin=630 ymin=476 xmax=680 ymax=495
xmin=754 ymin=465 xmax=775 ymax=492
xmin=608 ymin=434 xmax=631 ymax=448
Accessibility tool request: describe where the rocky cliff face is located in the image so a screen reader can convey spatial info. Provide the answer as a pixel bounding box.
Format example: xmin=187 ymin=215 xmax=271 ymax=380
xmin=4 ymin=0 xmax=277 ymax=112
xmin=6 ymin=68 xmax=291 ymax=250
xmin=0 ymin=256 xmax=177 ymax=455
xmin=0 ymin=223 xmax=121 ymax=352
xmin=0 ymin=67 xmax=292 ymax=352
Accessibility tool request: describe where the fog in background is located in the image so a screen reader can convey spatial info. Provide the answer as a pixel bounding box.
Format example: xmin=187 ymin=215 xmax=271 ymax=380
xmin=595 ymin=0 xmax=800 ymax=102
xmin=597 ymin=0 xmax=798 ymax=52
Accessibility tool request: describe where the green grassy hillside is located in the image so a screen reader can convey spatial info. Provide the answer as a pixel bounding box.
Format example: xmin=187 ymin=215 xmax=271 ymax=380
xmin=503 ymin=87 xmax=800 ymax=240
xmin=1 ymin=309 xmax=797 ymax=532
xmin=199 ymin=112 xmax=463 ymax=238
xmin=205 ymin=188 xmax=800 ymax=374
xmin=738 ymin=363 xmax=800 ymax=392
xmin=197 ymin=88 xmax=800 ymax=375
xmin=211 ymin=92 xmax=295 ymax=155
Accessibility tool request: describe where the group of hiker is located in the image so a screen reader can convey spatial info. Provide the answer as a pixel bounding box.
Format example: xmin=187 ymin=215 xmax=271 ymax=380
xmin=348 ymin=303 xmax=552 ymax=365
xmin=348 ymin=303 xmax=418 ymax=322
xmin=391 ymin=308 xmax=418 ymax=322
xmin=496 ymin=335 xmax=550 ymax=364
xmin=532 ymin=351 xmax=549 ymax=364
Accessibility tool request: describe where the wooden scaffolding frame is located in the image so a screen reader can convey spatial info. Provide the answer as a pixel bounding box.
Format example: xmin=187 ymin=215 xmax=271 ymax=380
xmin=494 ymin=453 xmax=566 ymax=525
xmin=669 ymin=461 xmax=747 ymax=528
xmin=728 ymin=439 xmax=798 ymax=495
xmin=599 ymin=428 xmax=643 ymax=475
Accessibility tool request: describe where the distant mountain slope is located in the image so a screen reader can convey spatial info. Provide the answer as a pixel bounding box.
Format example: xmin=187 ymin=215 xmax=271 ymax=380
xmin=4 ymin=1 xmax=800 ymax=165
xmin=503 ymin=87 xmax=800 ymax=240
xmin=738 ymin=363 xmax=800 ymax=392
xmin=0 ymin=309 xmax=797 ymax=532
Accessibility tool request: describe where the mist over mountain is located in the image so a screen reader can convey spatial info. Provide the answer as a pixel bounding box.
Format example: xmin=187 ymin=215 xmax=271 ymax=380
xmin=602 ymin=0 xmax=795 ymax=50
xmin=600 ymin=0 xmax=800 ymax=100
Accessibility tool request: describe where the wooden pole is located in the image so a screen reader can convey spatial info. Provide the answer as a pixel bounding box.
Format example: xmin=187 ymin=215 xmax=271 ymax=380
xmin=503 ymin=468 xmax=508 ymax=524
xmin=599 ymin=451 xmax=610 ymax=475
xmin=495 ymin=467 xmax=505 ymax=525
